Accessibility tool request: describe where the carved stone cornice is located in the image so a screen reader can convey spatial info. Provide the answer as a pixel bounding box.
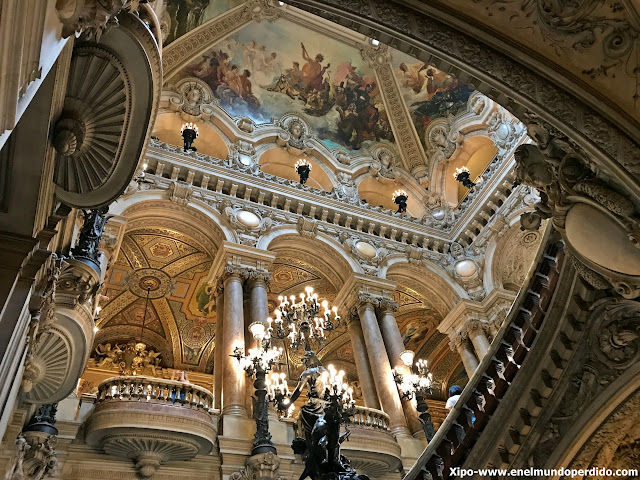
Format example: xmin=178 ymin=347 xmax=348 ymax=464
xmin=334 ymin=273 xmax=396 ymax=314
xmin=207 ymin=241 xmax=276 ymax=286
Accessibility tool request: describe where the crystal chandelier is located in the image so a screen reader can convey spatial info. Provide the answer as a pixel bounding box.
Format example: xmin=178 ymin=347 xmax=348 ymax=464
xmin=272 ymin=286 xmax=341 ymax=351
xmin=321 ymin=364 xmax=355 ymax=409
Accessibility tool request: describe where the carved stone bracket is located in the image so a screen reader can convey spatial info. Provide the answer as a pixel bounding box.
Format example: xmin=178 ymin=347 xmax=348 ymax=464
xmin=514 ymin=125 xmax=640 ymax=298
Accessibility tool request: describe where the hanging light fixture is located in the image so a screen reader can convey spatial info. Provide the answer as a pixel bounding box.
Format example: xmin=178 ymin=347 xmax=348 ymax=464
xmin=273 ymin=286 xmax=341 ymax=352
xmin=294 ymin=158 xmax=311 ymax=185
xmin=392 ymin=189 xmax=408 ymax=213
xmin=453 ymin=166 xmax=476 ymax=189
xmin=181 ymin=122 xmax=199 ymax=152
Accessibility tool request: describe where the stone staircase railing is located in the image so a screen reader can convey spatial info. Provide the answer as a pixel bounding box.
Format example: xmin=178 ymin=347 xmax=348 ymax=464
xmin=404 ymin=229 xmax=564 ymax=480
xmin=96 ymin=376 xmax=215 ymax=413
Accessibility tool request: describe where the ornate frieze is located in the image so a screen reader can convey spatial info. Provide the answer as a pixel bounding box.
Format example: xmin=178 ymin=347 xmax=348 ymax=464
xmin=358 ymin=42 xmax=427 ymax=172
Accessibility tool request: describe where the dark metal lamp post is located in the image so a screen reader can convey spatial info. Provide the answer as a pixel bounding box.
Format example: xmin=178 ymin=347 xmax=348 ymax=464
xmin=453 ymin=166 xmax=476 ymax=189
xmin=294 ymin=159 xmax=312 ymax=185
xmin=393 ymin=349 xmax=436 ymax=441
xmin=181 ymin=122 xmax=199 ymax=152
xmin=392 ymin=189 xmax=408 ymax=214
xmin=233 ymin=321 xmax=283 ymax=455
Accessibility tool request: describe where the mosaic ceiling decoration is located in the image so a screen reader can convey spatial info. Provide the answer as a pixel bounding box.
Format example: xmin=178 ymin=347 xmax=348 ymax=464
xmin=95 ymin=228 xmax=216 ymax=372
xmin=391 ymin=50 xmax=475 ymax=152
xmin=173 ymin=17 xmax=395 ymax=153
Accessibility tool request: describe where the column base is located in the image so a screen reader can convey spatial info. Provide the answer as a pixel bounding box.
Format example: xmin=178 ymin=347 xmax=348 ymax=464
xmin=221 ymin=404 xmax=248 ymax=417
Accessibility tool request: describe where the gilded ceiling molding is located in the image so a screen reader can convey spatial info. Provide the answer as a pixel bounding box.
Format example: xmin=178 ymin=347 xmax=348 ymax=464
xmin=357 ymin=43 xmax=427 ymax=174
xmin=283 ymin=0 xmax=640 ymax=198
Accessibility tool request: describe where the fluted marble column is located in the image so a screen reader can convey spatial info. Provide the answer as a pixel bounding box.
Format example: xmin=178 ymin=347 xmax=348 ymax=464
xmin=466 ymin=320 xmax=492 ymax=361
xmin=377 ymin=300 xmax=423 ymax=437
xmin=450 ymin=334 xmax=479 ymax=377
xmin=346 ymin=315 xmax=380 ymax=409
xmin=214 ymin=284 xmax=224 ymax=410
xmin=221 ymin=270 xmax=247 ymax=416
xmin=357 ymin=297 xmax=409 ymax=436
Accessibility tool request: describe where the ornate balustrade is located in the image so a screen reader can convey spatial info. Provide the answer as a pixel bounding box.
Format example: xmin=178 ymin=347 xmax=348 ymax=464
xmin=86 ymin=376 xmax=218 ymax=478
xmin=349 ymin=405 xmax=391 ymax=431
xmin=96 ymin=376 xmax=215 ymax=412
xmin=404 ymin=230 xmax=564 ymax=480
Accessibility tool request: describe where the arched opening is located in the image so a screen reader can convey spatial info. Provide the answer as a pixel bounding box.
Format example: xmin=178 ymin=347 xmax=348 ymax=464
xmin=259 ymin=149 xmax=333 ymax=192
xmin=153 ymin=112 xmax=229 ymax=160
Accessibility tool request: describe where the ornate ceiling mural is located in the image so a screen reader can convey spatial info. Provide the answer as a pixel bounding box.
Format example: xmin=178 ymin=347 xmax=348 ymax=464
xmin=95 ymin=228 xmax=216 ymax=373
xmin=172 ymin=17 xmax=396 ymax=153
xmin=391 ymin=50 xmax=475 ymax=152
xmin=160 ymin=0 xmax=244 ymax=45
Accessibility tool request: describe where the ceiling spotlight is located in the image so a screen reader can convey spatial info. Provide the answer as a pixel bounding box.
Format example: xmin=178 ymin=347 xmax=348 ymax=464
xmin=295 ymin=158 xmax=312 ymax=185
xmin=453 ymin=166 xmax=476 ymax=189
xmin=371 ymin=39 xmax=380 ymax=46
xmin=181 ymin=122 xmax=199 ymax=152
xmin=392 ymin=189 xmax=408 ymax=214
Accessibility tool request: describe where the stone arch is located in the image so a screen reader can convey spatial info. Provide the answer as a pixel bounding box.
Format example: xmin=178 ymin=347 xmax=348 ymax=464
xmin=110 ymin=192 xmax=237 ymax=247
xmin=152 ymin=112 xmax=230 ymax=160
xmin=283 ymin=0 xmax=640 ymax=201
xmin=257 ymin=226 xmax=364 ymax=283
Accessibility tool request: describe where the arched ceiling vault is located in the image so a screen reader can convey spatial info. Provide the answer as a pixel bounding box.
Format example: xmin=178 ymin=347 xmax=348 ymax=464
xmin=278 ymin=0 xmax=640 ymax=199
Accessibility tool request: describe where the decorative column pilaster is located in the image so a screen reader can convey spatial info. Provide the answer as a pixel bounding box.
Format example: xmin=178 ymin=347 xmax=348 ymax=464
xmin=221 ymin=267 xmax=248 ymax=416
xmin=449 ymin=333 xmax=479 ymax=377
xmin=206 ymin=242 xmax=276 ymax=418
xmin=357 ymin=295 xmax=410 ymax=437
xmin=346 ymin=314 xmax=380 ymax=409
xmin=377 ymin=299 xmax=423 ymax=438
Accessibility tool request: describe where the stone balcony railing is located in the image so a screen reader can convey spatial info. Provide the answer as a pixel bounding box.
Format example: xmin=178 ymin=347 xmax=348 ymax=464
xmin=293 ymin=404 xmax=402 ymax=477
xmin=86 ymin=376 xmax=218 ymax=478
xmin=403 ymin=230 xmax=564 ymax=480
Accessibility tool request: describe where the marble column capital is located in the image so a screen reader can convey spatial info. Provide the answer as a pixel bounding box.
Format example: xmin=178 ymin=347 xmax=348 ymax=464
xmin=246 ymin=271 xmax=273 ymax=286
xmin=377 ymin=298 xmax=399 ymax=314
xmin=461 ymin=317 xmax=490 ymax=338
xmin=448 ymin=332 xmax=469 ymax=352
xmin=355 ymin=294 xmax=377 ymax=312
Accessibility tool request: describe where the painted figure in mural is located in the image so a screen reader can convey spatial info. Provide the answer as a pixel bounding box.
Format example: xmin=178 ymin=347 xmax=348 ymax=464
xmin=182 ymin=25 xmax=395 ymax=150
xmin=164 ymin=0 xmax=211 ymax=44
xmin=195 ymin=283 xmax=216 ymax=316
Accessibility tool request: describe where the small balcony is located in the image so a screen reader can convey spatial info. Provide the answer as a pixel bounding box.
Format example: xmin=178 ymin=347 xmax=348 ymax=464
xmin=85 ymin=376 xmax=219 ymax=478
xmin=293 ymin=405 xmax=402 ymax=477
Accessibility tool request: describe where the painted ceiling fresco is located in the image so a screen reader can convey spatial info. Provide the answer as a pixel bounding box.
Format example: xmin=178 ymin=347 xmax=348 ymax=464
xmin=391 ymin=50 xmax=475 ymax=151
xmin=161 ymin=0 xmax=243 ymax=45
xmin=173 ymin=18 xmax=395 ymax=153
xmin=95 ymin=229 xmax=216 ymax=372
